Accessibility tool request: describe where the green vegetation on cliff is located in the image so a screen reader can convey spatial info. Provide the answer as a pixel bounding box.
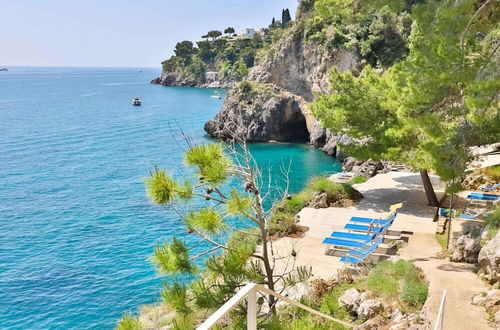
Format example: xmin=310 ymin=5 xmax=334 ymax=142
xmin=161 ymin=31 xmax=264 ymax=81
xmin=160 ymin=8 xmax=294 ymax=82
xmin=159 ymin=0 xmax=421 ymax=83
xmin=312 ymin=0 xmax=499 ymax=201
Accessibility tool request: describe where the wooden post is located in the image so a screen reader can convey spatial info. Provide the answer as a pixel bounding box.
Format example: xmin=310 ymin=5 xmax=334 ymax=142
xmin=247 ymin=287 xmax=257 ymax=330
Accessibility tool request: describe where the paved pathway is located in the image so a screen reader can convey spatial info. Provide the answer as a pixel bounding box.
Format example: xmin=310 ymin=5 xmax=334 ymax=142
xmin=273 ymin=171 xmax=493 ymax=329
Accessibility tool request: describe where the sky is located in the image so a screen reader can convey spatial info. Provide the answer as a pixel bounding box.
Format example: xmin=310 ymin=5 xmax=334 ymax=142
xmin=0 ymin=0 xmax=298 ymax=68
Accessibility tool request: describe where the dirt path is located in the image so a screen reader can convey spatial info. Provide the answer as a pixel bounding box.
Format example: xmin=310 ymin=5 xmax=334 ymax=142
xmin=400 ymin=233 xmax=493 ymax=330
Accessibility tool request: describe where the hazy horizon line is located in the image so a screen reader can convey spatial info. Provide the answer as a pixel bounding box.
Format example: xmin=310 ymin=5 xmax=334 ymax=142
xmin=1 ymin=65 xmax=160 ymax=69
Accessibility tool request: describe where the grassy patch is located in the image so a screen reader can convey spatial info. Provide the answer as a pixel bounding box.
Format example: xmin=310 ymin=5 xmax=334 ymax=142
xmin=261 ymin=261 xmax=428 ymax=329
xmin=269 ymin=195 xmax=308 ymax=237
xmin=361 ymin=260 xmax=428 ymax=313
xmin=483 ymin=165 xmax=500 ymax=182
xmin=484 ymin=204 xmax=500 ymax=242
xmin=116 ymin=313 xmax=141 ymax=330
xmin=264 ymin=283 xmax=356 ymax=330
xmin=348 ymin=176 xmax=368 ymax=185
xmin=305 ymin=176 xmax=363 ymax=203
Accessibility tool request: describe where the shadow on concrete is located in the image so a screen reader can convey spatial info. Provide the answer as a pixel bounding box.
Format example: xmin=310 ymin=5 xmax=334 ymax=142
xmin=355 ymin=188 xmax=437 ymax=218
xmin=437 ymin=263 xmax=478 ymax=273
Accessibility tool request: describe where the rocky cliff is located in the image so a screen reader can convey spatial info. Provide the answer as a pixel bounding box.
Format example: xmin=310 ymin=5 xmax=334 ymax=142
xmin=247 ymin=33 xmax=357 ymax=102
xmin=151 ymin=70 xmax=238 ymax=88
xmin=204 ymin=29 xmax=359 ymax=158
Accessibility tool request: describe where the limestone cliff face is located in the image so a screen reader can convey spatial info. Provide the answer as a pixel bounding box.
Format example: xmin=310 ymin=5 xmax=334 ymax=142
xmin=204 ymin=83 xmax=310 ymax=143
xmin=204 ymin=31 xmax=359 ymax=158
xmin=248 ymin=34 xmax=357 ymax=102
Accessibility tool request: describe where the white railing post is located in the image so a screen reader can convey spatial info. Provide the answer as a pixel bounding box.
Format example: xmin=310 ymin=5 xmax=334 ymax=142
xmin=197 ymin=283 xmax=354 ymax=329
xmin=247 ymin=286 xmax=257 ymax=330
xmin=434 ymin=289 xmax=446 ymax=330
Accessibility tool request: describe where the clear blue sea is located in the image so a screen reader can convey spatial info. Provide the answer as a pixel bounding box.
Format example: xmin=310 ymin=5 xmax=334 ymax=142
xmin=0 ymin=67 xmax=341 ymax=329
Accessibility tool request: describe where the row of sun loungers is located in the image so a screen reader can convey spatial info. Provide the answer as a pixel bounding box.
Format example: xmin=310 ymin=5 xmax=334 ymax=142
xmin=322 ymin=203 xmax=403 ymax=267
xmin=439 ymin=191 xmax=499 ymax=222
xmin=480 ymin=183 xmax=500 ymax=192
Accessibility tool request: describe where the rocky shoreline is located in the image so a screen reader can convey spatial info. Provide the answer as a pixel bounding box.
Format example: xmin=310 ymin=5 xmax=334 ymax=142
xmin=151 ymin=71 xmax=238 ymax=88
xmin=153 ymin=29 xmax=365 ymax=163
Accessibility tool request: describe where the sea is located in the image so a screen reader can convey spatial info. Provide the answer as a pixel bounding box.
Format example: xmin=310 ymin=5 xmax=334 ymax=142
xmin=0 ymin=67 xmax=341 ymax=329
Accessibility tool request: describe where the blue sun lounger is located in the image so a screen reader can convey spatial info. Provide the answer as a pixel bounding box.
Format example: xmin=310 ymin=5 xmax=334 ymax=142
xmin=344 ymin=213 xmax=395 ymax=234
xmin=344 ymin=223 xmax=384 ymax=233
xmin=330 ymin=231 xmax=377 ymax=241
xmin=468 ymin=192 xmax=499 ymax=199
xmin=480 ymin=183 xmax=500 ymax=192
xmin=467 ymin=193 xmax=499 ymax=201
xmin=340 ymin=236 xmax=384 ymax=266
xmin=459 ymin=208 xmax=487 ymax=219
xmin=350 ymin=212 xmax=397 ymax=225
xmin=322 ymin=237 xmax=370 ymax=253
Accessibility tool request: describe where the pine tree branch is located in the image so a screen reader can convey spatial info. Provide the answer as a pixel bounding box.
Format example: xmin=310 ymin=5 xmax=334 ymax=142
xmin=189 ymin=246 xmax=222 ymax=261
xmin=223 ymin=224 xmax=260 ymax=237
xmin=460 ymin=0 xmax=492 ymax=52
xmin=214 ymin=187 xmax=228 ymax=199
xmin=191 ymin=193 xmax=226 ymax=204
xmin=192 ymin=228 xmax=230 ymax=251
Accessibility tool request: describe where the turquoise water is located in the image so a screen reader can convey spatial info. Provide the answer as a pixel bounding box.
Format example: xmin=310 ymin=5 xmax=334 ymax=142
xmin=0 ymin=67 xmax=341 ymax=329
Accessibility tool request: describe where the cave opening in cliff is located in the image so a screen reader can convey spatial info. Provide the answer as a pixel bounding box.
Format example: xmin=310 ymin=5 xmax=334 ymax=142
xmin=281 ymin=112 xmax=310 ymax=143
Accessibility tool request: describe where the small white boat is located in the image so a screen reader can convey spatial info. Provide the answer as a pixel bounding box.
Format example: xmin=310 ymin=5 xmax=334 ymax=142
xmin=0 ymin=67 xmax=8 ymax=72
xmin=210 ymin=95 xmax=221 ymax=99
xmin=132 ymin=97 xmax=141 ymax=106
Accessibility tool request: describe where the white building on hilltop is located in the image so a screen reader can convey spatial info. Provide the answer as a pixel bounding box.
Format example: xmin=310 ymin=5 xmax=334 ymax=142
xmin=240 ymin=28 xmax=257 ymax=39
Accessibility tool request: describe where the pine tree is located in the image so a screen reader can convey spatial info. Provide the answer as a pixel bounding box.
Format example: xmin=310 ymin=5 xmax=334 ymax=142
xmin=137 ymin=141 xmax=311 ymax=325
xmin=312 ymin=0 xmax=499 ymax=205
xmin=282 ymin=8 xmax=292 ymax=27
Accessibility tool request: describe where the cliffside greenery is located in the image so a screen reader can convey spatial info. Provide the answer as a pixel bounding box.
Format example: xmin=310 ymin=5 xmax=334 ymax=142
xmin=117 ymin=142 xmax=312 ymax=328
xmin=160 ymin=7 xmax=294 ymax=82
xmin=292 ymin=0 xmax=413 ymax=68
xmin=312 ymin=0 xmax=499 ymax=205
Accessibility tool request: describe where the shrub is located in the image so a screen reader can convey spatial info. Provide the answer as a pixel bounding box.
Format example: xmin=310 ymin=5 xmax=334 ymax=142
xmin=309 ymin=177 xmax=348 ymax=200
xmin=269 ymin=283 xmax=354 ymax=330
xmin=485 ymin=205 xmax=500 ymax=241
xmin=348 ymin=176 xmax=368 ymax=184
xmin=281 ymin=195 xmax=307 ymax=214
xmin=319 ymin=283 xmax=357 ymax=322
xmin=401 ymin=279 xmax=429 ymax=308
xmin=269 ymin=211 xmax=298 ymax=237
xmin=116 ymin=313 xmax=140 ymax=330
xmin=362 ymin=260 xmax=428 ymax=312
xmin=307 ymin=176 xmax=363 ymax=202
xmin=483 ymin=165 xmax=500 ymax=182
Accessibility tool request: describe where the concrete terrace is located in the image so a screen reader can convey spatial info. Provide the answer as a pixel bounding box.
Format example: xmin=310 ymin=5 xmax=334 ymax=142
xmin=271 ymin=171 xmax=493 ymax=329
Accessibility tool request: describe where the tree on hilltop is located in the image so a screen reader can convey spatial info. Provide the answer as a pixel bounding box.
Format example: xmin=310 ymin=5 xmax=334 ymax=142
xmin=282 ymin=8 xmax=292 ymax=27
xmin=174 ymin=41 xmax=195 ymax=59
xmin=206 ymin=30 xmax=222 ymax=40
xmin=224 ymin=27 xmax=235 ymax=35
